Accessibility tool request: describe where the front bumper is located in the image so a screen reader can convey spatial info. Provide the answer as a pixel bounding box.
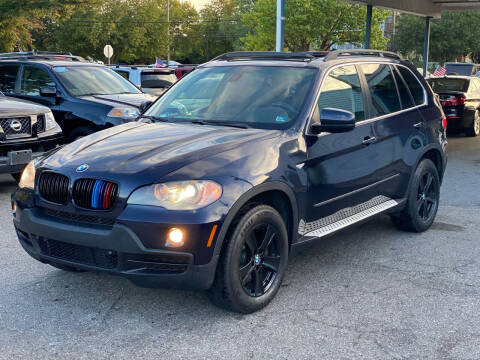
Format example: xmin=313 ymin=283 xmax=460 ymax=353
xmin=0 ymin=133 xmax=62 ymax=174
xmin=13 ymin=206 xmax=219 ymax=290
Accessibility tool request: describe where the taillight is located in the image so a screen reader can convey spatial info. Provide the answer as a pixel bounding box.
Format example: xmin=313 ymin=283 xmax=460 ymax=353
xmin=441 ymin=96 xmax=466 ymax=107
xmin=442 ymin=117 xmax=447 ymax=131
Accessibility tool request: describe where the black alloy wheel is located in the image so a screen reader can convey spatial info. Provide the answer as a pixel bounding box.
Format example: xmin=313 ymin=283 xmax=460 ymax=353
xmin=391 ymin=159 xmax=440 ymax=233
xmin=208 ymin=205 xmax=288 ymax=313
xmin=238 ymin=223 xmax=282 ymax=297
xmin=416 ymin=171 xmax=438 ymax=222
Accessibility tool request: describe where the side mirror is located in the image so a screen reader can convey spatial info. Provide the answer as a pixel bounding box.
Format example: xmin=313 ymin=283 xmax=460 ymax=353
xmin=40 ymin=86 xmax=57 ymax=97
xmin=310 ymin=108 xmax=356 ymax=134
xmin=139 ymin=101 xmax=153 ymax=114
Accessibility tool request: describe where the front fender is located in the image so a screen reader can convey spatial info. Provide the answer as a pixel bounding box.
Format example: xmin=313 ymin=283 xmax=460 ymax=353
xmin=212 ymin=180 xmax=299 ymax=258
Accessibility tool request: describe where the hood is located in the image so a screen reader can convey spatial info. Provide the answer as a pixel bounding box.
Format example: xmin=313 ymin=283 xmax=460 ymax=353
xmin=141 ymin=88 xmax=167 ymax=96
xmin=0 ymin=96 xmax=50 ymax=117
xmin=41 ymin=122 xmax=279 ymax=183
xmin=78 ymin=93 xmax=157 ymax=109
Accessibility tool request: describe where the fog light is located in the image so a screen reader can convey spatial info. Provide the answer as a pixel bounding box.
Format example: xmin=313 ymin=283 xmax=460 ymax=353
xmin=166 ymin=228 xmax=184 ymax=247
xmin=12 ymin=201 xmax=17 ymax=216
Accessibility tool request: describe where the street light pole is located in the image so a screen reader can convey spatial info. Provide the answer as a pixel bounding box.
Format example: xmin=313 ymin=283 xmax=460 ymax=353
xmin=167 ymin=0 xmax=170 ymax=67
xmin=275 ymin=0 xmax=285 ymax=52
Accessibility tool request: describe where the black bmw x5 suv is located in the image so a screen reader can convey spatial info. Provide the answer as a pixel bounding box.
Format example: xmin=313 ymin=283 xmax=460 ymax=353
xmin=12 ymin=50 xmax=447 ymax=313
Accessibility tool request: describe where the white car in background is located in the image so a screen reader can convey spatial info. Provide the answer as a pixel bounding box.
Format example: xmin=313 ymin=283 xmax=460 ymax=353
xmin=112 ymin=66 xmax=178 ymax=96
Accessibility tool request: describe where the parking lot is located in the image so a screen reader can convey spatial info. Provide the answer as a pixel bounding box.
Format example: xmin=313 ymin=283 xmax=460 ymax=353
xmin=0 ymin=135 xmax=478 ymax=359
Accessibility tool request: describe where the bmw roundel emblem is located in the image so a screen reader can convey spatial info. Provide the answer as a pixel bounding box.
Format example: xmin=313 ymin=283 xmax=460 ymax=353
xmin=76 ymin=164 xmax=89 ymax=172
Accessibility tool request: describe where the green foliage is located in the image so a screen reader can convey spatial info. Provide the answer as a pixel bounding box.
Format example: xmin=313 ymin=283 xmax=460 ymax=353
xmin=0 ymin=0 xmax=97 ymax=51
xmin=393 ymin=11 xmax=480 ymax=63
xmin=241 ymin=0 xmax=389 ymax=52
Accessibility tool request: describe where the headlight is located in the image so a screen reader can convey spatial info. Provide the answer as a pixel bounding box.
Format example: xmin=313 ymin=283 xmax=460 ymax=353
xmin=127 ymin=180 xmax=222 ymax=210
xmin=19 ymin=161 xmax=36 ymax=189
xmin=107 ymin=107 xmax=140 ymax=119
xmin=44 ymin=111 xmax=59 ymax=131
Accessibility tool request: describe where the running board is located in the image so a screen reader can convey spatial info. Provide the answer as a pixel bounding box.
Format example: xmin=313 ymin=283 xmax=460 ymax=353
xmin=298 ymin=196 xmax=400 ymax=239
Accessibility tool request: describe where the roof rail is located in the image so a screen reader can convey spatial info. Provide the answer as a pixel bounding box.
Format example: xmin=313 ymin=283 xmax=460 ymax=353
xmin=212 ymin=51 xmax=315 ymax=62
xmin=295 ymin=51 xmax=329 ymax=58
xmin=324 ymin=49 xmax=403 ymax=61
xmin=0 ymin=50 xmax=83 ymax=61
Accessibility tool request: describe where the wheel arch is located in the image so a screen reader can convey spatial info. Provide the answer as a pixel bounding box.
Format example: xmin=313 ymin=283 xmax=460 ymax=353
xmin=406 ymin=145 xmax=446 ymax=198
xmin=213 ymin=181 xmax=299 ymax=258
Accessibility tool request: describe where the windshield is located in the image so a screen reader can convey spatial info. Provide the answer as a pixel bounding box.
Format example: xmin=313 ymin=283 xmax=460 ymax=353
xmin=144 ymin=66 xmax=317 ymax=129
xmin=445 ymin=64 xmax=473 ymax=76
xmin=141 ymin=72 xmax=177 ymax=89
xmin=54 ymin=66 xmax=141 ymax=96
xmin=428 ymin=78 xmax=469 ymax=92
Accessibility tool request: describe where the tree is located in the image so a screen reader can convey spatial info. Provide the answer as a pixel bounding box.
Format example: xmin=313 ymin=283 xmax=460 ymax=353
xmin=0 ymin=0 xmax=97 ymax=51
xmin=241 ymin=0 xmax=389 ymax=52
xmin=393 ymin=11 xmax=480 ymax=63
xmin=30 ymin=0 xmax=198 ymax=63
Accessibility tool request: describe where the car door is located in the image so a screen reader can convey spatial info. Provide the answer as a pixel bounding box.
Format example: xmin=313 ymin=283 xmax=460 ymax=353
xmin=359 ymin=63 xmax=428 ymax=200
xmin=303 ymin=64 xmax=380 ymax=227
xmin=14 ymin=64 xmax=68 ymax=129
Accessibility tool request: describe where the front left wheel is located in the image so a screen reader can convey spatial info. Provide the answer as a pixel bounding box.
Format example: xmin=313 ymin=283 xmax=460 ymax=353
xmin=208 ymin=205 xmax=289 ymax=313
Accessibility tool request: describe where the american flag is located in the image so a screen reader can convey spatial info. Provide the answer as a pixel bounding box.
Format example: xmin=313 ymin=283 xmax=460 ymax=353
xmin=433 ymin=65 xmax=447 ymax=77
xmin=155 ymin=57 xmax=167 ymax=68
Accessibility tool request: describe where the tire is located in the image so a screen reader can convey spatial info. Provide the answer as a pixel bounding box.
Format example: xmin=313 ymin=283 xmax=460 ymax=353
xmin=11 ymin=172 xmax=22 ymax=183
xmin=208 ymin=205 xmax=289 ymax=313
xmin=391 ymin=159 xmax=440 ymax=233
xmin=49 ymin=263 xmax=86 ymax=272
xmin=67 ymin=126 xmax=96 ymax=143
xmin=466 ymin=111 xmax=480 ymax=137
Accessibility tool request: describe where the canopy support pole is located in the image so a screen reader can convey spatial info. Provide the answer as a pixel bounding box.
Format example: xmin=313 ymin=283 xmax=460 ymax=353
xmin=423 ymin=17 xmax=431 ymax=77
xmin=276 ymin=0 xmax=285 ymax=52
xmin=365 ymin=5 xmax=372 ymax=49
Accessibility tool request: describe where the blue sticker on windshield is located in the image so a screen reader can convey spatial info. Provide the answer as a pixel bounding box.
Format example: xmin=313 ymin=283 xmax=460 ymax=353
xmin=53 ymin=67 xmax=68 ymax=73
xmin=275 ymin=115 xmax=287 ymax=123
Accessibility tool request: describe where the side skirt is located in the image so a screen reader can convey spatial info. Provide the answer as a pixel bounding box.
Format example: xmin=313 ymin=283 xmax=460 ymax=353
xmin=292 ymin=196 xmax=406 ymax=252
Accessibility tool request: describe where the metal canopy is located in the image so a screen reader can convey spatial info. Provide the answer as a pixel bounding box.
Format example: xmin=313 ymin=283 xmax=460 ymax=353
xmin=350 ymin=0 xmax=480 ymax=18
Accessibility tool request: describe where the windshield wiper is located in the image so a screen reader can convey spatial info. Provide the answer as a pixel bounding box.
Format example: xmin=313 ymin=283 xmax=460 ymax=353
xmin=188 ymin=119 xmax=249 ymax=129
xmin=138 ymin=115 xmax=171 ymax=123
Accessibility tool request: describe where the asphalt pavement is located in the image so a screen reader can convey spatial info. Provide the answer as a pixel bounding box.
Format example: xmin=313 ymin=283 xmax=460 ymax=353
xmin=0 ymin=135 xmax=479 ymax=359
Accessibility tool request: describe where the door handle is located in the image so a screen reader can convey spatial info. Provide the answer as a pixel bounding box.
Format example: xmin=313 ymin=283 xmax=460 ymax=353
xmin=413 ymin=122 xmax=424 ymax=129
xmin=362 ymin=136 xmax=376 ymax=145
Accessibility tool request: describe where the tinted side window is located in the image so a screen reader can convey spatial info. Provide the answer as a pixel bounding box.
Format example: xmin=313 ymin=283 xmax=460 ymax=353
xmin=115 ymin=70 xmax=130 ymax=80
xmin=398 ymin=67 xmax=425 ymax=106
xmin=0 ymin=65 xmax=19 ymax=94
xmin=393 ymin=66 xmax=414 ymax=109
xmin=315 ymin=65 xmax=365 ymax=122
xmin=20 ymin=66 xmax=56 ymax=96
xmin=360 ymin=63 xmax=401 ymax=117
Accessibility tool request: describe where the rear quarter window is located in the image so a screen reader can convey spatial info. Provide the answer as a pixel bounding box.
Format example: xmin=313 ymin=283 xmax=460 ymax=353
xmin=397 ymin=67 xmax=425 ymax=106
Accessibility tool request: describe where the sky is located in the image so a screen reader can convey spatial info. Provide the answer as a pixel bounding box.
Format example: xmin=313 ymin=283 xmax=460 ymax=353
xmin=187 ymin=0 xmax=211 ymax=10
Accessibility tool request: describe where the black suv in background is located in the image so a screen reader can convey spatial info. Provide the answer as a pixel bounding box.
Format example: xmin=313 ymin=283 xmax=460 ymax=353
xmin=0 ymin=52 xmax=156 ymax=142
xmin=0 ymin=91 xmax=62 ymax=179
xmin=445 ymin=62 xmax=480 ymax=76
xmin=427 ymin=76 xmax=480 ymax=136
xmin=12 ymin=50 xmax=447 ymax=313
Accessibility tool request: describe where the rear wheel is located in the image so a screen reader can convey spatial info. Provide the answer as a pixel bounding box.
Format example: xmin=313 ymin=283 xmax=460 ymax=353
xmin=391 ymin=159 xmax=440 ymax=232
xmin=208 ymin=205 xmax=289 ymax=313
xmin=466 ymin=111 xmax=480 ymax=137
